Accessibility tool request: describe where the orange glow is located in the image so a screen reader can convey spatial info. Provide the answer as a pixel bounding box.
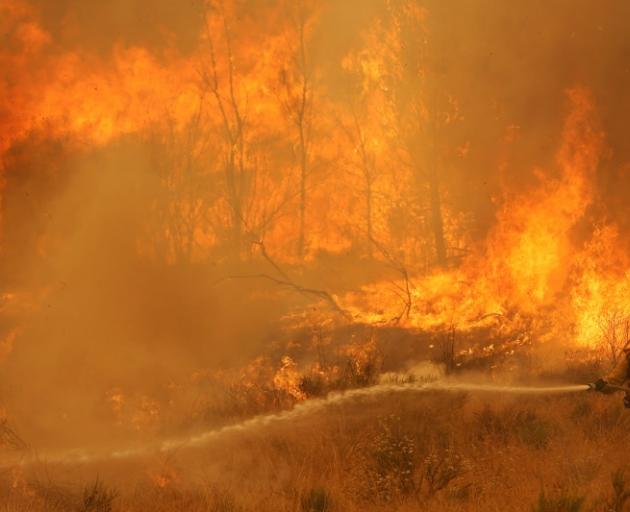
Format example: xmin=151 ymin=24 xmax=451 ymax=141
xmin=3 ymin=0 xmax=630 ymax=487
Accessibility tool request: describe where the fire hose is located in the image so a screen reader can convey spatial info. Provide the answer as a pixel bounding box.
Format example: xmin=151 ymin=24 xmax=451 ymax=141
xmin=587 ymin=381 xmax=630 ymax=394
xmin=586 ymin=381 xmax=630 ymax=409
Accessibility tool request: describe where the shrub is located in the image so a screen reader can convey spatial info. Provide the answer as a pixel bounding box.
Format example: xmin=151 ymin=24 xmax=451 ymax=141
xmin=421 ymin=447 xmax=467 ymax=497
xmin=569 ymin=399 xmax=592 ymax=423
xmin=609 ymin=468 xmax=630 ymax=512
xmin=515 ymin=410 xmax=554 ymax=450
xmin=208 ymin=489 xmax=240 ymax=512
xmin=533 ymin=490 xmax=584 ymax=512
xmin=78 ymin=479 xmax=116 ymax=512
xmin=358 ymin=415 xmax=416 ymax=503
xmin=474 ymin=406 xmax=511 ymax=444
xmin=30 ymin=479 xmax=75 ymax=511
xmin=301 ymin=487 xmax=331 ymax=512
xmin=299 ymin=373 xmax=326 ymax=398
xmin=586 ymin=403 xmax=624 ymax=439
xmin=474 ymin=405 xmax=554 ymax=449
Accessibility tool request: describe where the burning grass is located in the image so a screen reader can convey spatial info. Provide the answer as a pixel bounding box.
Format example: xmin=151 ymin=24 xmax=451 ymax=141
xmin=0 ymin=321 xmax=623 ymax=511
xmin=0 ymin=290 xmax=619 ymax=511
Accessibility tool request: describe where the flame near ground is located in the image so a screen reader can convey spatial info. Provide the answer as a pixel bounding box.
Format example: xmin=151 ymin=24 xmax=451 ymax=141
xmin=2 ymin=0 xmax=630 ymax=508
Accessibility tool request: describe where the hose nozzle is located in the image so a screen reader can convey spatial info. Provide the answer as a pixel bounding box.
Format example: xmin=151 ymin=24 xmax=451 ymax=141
xmin=588 ymin=378 xmax=608 ymax=392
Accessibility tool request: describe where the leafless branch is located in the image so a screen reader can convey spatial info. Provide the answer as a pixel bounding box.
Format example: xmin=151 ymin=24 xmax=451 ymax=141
xmin=368 ymin=234 xmax=413 ymax=323
xmin=214 ymin=239 xmax=350 ymax=320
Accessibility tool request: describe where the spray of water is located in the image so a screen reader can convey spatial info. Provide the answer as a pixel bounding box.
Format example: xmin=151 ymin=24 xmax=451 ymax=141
xmin=159 ymin=382 xmax=589 ymax=451
xmin=10 ymin=381 xmax=590 ymax=467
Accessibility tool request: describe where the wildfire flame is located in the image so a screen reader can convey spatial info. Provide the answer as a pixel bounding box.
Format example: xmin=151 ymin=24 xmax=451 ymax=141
xmin=1 ymin=0 xmax=629 ymax=458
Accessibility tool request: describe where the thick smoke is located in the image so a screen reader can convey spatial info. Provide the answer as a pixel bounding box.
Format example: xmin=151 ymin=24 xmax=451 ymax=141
xmin=1 ymin=0 xmax=630 ymax=451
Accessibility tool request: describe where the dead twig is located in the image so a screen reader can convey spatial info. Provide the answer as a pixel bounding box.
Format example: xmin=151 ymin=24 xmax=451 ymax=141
xmin=215 ymin=240 xmax=351 ymax=320
xmin=368 ymin=234 xmax=413 ymax=323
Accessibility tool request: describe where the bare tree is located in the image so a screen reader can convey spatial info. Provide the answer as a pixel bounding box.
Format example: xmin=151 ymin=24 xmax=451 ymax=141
xmin=598 ymin=309 xmax=630 ymax=366
xmin=216 ymin=240 xmax=351 ymax=319
xmin=394 ymin=1 xmax=449 ymax=267
xmin=149 ymin=94 xmax=217 ymax=264
xmin=279 ymin=1 xmax=313 ymax=258
xmin=201 ymin=1 xmax=251 ymax=256
xmin=341 ymin=108 xmax=377 ymax=257
xmin=369 ymin=234 xmax=413 ymax=323
xmin=353 ymin=0 xmax=457 ymax=267
xmin=427 ymin=87 xmax=447 ymax=266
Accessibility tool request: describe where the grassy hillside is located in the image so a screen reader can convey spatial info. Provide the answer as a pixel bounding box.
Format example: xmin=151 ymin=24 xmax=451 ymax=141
xmin=2 ymin=385 xmax=630 ymax=512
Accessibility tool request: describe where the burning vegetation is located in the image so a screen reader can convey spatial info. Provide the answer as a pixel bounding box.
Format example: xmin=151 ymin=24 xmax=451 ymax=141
xmin=2 ymin=0 xmax=630 ymax=510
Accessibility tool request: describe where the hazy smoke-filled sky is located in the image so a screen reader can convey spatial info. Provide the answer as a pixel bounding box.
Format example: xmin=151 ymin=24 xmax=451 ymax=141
xmin=1 ymin=0 xmax=630 ymax=449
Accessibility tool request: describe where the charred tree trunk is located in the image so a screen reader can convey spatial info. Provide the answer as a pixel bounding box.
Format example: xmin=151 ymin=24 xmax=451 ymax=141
xmin=428 ymin=95 xmax=447 ymax=267
xmin=429 ymin=169 xmax=446 ymax=266
xmin=298 ymin=117 xmax=307 ymax=258
xmin=226 ymin=154 xmax=244 ymax=254
xmin=366 ymin=177 xmax=373 ymax=257
xmin=279 ymin=4 xmax=311 ymax=260
xmin=203 ymin=8 xmax=249 ymax=258
xmin=295 ymin=9 xmax=309 ymax=260
xmin=348 ymin=111 xmax=375 ymax=258
xmin=361 ymin=151 xmax=374 ymax=258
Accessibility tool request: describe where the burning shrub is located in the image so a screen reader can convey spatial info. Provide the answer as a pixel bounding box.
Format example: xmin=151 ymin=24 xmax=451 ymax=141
xmin=338 ymin=355 xmax=381 ymax=389
xmin=273 ymin=356 xmax=307 ymax=401
xmin=148 ymin=461 xmax=179 ymax=490
xmin=596 ymin=310 xmax=630 ymax=367
xmin=299 ymin=372 xmax=327 ymax=398
xmin=337 ymin=338 xmax=383 ymax=389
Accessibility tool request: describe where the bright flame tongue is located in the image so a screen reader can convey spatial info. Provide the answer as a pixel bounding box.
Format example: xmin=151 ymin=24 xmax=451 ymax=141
xmin=350 ymin=87 xmax=608 ymax=341
xmin=1 ymin=1 xmax=629 ymax=455
xmin=3 ymin=46 xmax=199 ymax=152
xmin=484 ymin=87 xmax=602 ymax=311
xmin=572 ymin=226 xmax=630 ymax=346
xmin=0 ymin=0 xmax=200 ymax=159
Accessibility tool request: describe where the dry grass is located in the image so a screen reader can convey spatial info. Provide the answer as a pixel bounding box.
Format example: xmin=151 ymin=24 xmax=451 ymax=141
xmin=2 ymin=388 xmax=630 ymax=511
